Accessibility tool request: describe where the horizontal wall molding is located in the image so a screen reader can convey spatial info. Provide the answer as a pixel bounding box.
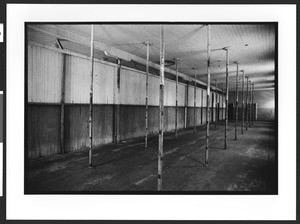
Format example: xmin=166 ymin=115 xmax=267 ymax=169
xmin=27 ymin=102 xmax=226 ymax=109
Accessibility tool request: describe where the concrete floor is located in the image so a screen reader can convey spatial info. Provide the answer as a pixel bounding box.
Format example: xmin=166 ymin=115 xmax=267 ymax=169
xmin=26 ymin=121 xmax=277 ymax=193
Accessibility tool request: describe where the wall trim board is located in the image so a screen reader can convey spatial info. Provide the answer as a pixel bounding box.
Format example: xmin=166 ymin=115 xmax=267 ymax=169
xmin=28 ymin=41 xmax=118 ymax=68
xmin=27 ymin=102 xmax=225 ymax=109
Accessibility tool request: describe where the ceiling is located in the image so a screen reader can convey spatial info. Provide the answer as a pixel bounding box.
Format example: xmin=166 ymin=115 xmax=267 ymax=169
xmin=28 ymin=24 xmax=276 ymax=90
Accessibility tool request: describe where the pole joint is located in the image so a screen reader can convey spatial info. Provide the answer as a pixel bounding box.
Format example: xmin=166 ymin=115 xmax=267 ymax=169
xmin=222 ymin=46 xmax=230 ymax=51
xmin=143 ymin=41 xmax=153 ymax=46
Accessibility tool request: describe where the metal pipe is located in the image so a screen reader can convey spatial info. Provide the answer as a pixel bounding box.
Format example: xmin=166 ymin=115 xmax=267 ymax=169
xmin=60 ymin=54 xmax=67 ymax=154
xmin=104 ymin=51 xmax=121 ymax=145
xmin=144 ymin=41 xmax=152 ymax=149
xmin=193 ymin=68 xmax=197 ymax=134
xmin=221 ymin=82 xmax=224 ymax=121
xmin=246 ymin=76 xmax=249 ymax=131
xmin=218 ymin=94 xmax=222 ymax=122
xmin=215 ymin=79 xmax=218 ymax=127
xmin=185 ymin=83 xmax=189 ymax=129
xmin=88 ymin=25 xmax=94 ymax=167
xmin=175 ymin=60 xmax=179 ymax=138
xmin=252 ymin=83 xmax=254 ymax=125
xmin=249 ymin=80 xmax=252 ymax=127
xmin=174 ymin=58 xmax=182 ymax=139
xmin=201 ymin=89 xmax=203 ymax=125
xmin=224 ymin=48 xmax=229 ymax=149
xmin=234 ymin=62 xmax=238 ymax=140
xmin=113 ymin=60 xmax=121 ymax=144
xmin=241 ymin=70 xmax=245 ymax=134
xmin=158 ymin=25 xmax=165 ymax=191
xmin=205 ymin=24 xmax=210 ymax=166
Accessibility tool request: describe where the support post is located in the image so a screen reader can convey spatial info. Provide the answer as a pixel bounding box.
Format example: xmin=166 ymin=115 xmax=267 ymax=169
xmin=252 ymin=83 xmax=254 ymax=125
xmin=88 ymin=25 xmax=94 ymax=167
xmin=174 ymin=58 xmax=182 ymax=139
xmin=201 ymin=89 xmax=203 ymax=125
xmin=246 ymin=76 xmax=249 ymax=131
xmin=205 ymin=24 xmax=211 ymax=166
xmin=215 ymin=79 xmax=218 ymax=127
xmin=113 ymin=60 xmax=121 ymax=144
xmin=175 ymin=60 xmax=179 ymax=138
xmin=234 ymin=62 xmax=238 ymax=140
xmin=144 ymin=41 xmax=152 ymax=149
xmin=193 ymin=68 xmax=197 ymax=134
xmin=60 ymin=54 xmax=67 ymax=154
xmin=218 ymin=94 xmax=220 ymax=123
xmin=241 ymin=70 xmax=245 ymax=134
xmin=249 ymin=80 xmax=252 ymax=127
xmin=224 ymin=48 xmax=229 ymax=149
xmin=185 ymin=83 xmax=189 ymax=129
xmin=158 ymin=25 xmax=165 ymax=191
xmin=222 ymin=82 xmax=224 ymax=121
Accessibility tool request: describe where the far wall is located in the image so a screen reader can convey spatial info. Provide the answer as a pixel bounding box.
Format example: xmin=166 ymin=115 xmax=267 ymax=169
xmin=228 ymin=89 xmax=275 ymax=121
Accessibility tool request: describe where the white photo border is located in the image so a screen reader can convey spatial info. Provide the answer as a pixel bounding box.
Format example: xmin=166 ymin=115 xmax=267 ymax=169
xmin=7 ymin=4 xmax=296 ymax=220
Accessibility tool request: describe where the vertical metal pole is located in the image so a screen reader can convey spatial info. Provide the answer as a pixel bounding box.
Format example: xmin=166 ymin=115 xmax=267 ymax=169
xmin=145 ymin=42 xmax=151 ymax=149
xmin=245 ymin=76 xmax=249 ymax=131
xmin=241 ymin=70 xmax=245 ymax=134
xmin=215 ymin=79 xmax=218 ymax=127
xmin=158 ymin=25 xmax=165 ymax=191
xmin=174 ymin=58 xmax=181 ymax=139
xmin=224 ymin=48 xmax=229 ymax=149
xmin=205 ymin=24 xmax=210 ymax=166
xmin=218 ymin=93 xmax=220 ymax=123
xmin=222 ymin=82 xmax=224 ymax=121
xmin=175 ymin=60 xmax=178 ymax=139
xmin=234 ymin=62 xmax=238 ymax=140
xmin=252 ymin=84 xmax=254 ymax=125
xmin=193 ymin=68 xmax=197 ymax=134
xmin=201 ymin=89 xmax=203 ymax=125
xmin=249 ymin=80 xmax=252 ymax=127
xmin=88 ymin=25 xmax=94 ymax=167
xmin=113 ymin=60 xmax=121 ymax=144
xmin=60 ymin=54 xmax=66 ymax=154
xmin=185 ymin=83 xmax=189 ymax=129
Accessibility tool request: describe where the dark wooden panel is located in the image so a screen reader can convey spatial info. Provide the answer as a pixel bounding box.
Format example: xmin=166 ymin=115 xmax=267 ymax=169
xmin=27 ymin=104 xmax=61 ymax=160
xmin=64 ymin=105 xmax=114 ymax=153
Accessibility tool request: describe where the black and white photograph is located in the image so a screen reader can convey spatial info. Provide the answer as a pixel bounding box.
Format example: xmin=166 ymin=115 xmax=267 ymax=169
xmin=25 ymin=23 xmax=277 ymax=193
xmin=3 ymin=3 xmax=297 ymax=222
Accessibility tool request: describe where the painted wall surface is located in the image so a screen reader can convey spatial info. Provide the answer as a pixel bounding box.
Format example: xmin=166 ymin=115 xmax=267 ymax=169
xmin=28 ymin=44 xmax=226 ymax=160
xmin=257 ymin=108 xmax=275 ymax=121
xmin=28 ymin=45 xmax=64 ymax=103
xmin=65 ymin=56 xmax=117 ymax=104
xmin=229 ymin=105 xmax=257 ymax=121
xmin=229 ymin=90 xmax=275 ymax=121
xmin=120 ymin=68 xmax=186 ymax=107
xmin=254 ymin=90 xmax=275 ymax=121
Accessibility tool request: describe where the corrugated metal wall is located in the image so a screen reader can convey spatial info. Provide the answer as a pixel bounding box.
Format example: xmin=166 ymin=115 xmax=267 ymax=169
xmin=28 ymin=45 xmax=64 ymax=103
xmin=28 ymin=44 xmax=226 ymax=160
